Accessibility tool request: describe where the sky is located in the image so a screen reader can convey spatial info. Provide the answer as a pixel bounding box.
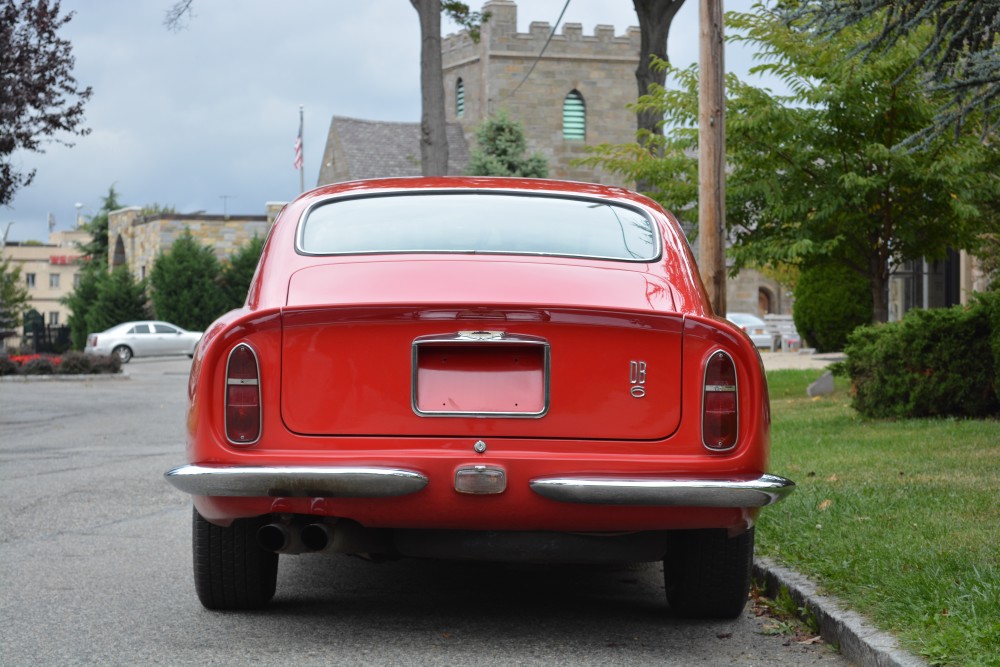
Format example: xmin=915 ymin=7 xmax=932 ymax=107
xmin=4 ymin=0 xmax=769 ymax=243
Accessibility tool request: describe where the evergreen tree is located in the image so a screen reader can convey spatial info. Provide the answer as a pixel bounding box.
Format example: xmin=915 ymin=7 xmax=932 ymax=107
xmin=84 ymin=266 xmax=149 ymax=335
xmin=64 ymin=265 xmax=103 ymax=349
xmin=149 ymin=230 xmax=228 ymax=330
xmin=219 ymin=235 xmax=264 ymax=311
xmin=466 ymin=111 xmax=548 ymax=178
xmin=0 ymin=256 xmax=30 ymax=337
xmin=78 ymin=186 xmax=122 ymax=266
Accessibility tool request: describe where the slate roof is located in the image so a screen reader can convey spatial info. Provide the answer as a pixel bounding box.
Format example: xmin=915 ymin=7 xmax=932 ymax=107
xmin=317 ymin=116 xmax=470 ymax=185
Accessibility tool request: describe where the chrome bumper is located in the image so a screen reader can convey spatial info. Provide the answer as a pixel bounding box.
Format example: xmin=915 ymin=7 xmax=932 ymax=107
xmin=164 ymin=464 xmax=429 ymax=498
xmin=529 ymin=473 xmax=795 ymax=507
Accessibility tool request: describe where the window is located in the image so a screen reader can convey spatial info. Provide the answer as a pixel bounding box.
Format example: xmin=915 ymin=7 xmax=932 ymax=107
xmin=73 ymin=273 xmax=82 ymax=288
xmin=25 ymin=273 xmax=36 ymax=288
xmin=300 ymin=193 xmax=660 ymax=262
xmin=49 ymin=273 xmax=60 ymax=288
xmin=562 ymin=90 xmax=586 ymax=140
xmin=456 ymin=78 xmax=465 ymax=118
xmin=127 ymin=324 xmax=151 ymax=335
xmin=48 ymin=312 xmax=59 ymax=326
xmin=154 ymin=324 xmax=178 ymax=334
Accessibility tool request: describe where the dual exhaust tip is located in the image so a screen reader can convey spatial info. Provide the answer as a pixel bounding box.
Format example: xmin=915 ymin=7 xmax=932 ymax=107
xmin=257 ymin=522 xmax=333 ymax=554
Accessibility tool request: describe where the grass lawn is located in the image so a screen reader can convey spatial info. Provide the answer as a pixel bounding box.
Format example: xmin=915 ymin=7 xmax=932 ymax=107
xmin=756 ymin=369 xmax=1000 ymax=667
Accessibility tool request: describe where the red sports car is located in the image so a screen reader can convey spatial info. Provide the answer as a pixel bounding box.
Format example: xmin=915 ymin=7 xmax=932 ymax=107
xmin=165 ymin=177 xmax=794 ymax=617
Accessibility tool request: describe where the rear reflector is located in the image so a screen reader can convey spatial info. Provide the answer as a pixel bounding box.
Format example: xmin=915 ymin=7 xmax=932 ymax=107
xmin=702 ymin=350 xmax=738 ymax=451
xmin=226 ymin=344 xmax=261 ymax=445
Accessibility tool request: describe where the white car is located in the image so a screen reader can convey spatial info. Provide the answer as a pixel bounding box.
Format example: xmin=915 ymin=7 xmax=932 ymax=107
xmin=725 ymin=313 xmax=774 ymax=349
xmin=84 ymin=321 xmax=202 ymax=363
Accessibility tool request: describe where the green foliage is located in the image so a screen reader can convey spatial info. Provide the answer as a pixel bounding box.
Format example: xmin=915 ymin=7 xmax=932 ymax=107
xmin=84 ymin=266 xmax=149 ymax=335
xmin=0 ymin=0 xmax=92 ymax=206
xmin=841 ymin=304 xmax=999 ymax=419
xmin=0 ymin=256 xmax=30 ymax=333
xmin=21 ymin=356 xmax=55 ymax=375
xmin=0 ymin=355 xmax=16 ymax=375
xmin=56 ymin=350 xmax=92 ymax=374
xmin=219 ymin=235 xmax=263 ymax=311
xmin=466 ymin=111 xmax=548 ymax=178
xmin=63 ymin=265 xmax=103 ymax=349
xmin=580 ymin=4 xmax=1000 ymax=323
xmin=149 ymin=230 xmax=228 ymax=331
xmin=441 ymin=1 xmax=490 ymax=43
xmin=792 ymin=263 xmax=872 ymax=352
xmin=78 ymin=186 xmax=122 ymax=266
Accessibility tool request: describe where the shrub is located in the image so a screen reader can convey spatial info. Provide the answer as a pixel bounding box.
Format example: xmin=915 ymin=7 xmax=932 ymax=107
xmin=0 ymin=355 xmax=17 ymax=376
xmin=841 ymin=303 xmax=999 ymax=419
xmin=88 ymin=354 xmax=122 ymax=375
xmin=792 ymin=263 xmax=872 ymax=353
xmin=57 ymin=350 xmax=94 ymax=375
xmin=21 ymin=357 xmax=57 ymax=375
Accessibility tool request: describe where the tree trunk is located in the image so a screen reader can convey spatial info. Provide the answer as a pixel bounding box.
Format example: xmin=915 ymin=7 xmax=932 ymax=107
xmin=633 ymin=0 xmax=686 ymax=139
xmin=698 ymin=0 xmax=726 ymax=315
xmin=871 ymin=262 xmax=890 ymax=323
xmin=411 ymin=0 xmax=449 ymax=176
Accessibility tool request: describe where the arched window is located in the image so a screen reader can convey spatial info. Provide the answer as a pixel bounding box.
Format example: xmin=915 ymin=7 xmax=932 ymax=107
xmin=456 ymin=78 xmax=465 ymax=118
xmin=562 ymin=90 xmax=585 ymax=140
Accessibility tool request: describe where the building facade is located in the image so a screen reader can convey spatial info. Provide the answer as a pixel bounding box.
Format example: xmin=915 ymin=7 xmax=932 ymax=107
xmin=2 ymin=229 xmax=90 ymax=333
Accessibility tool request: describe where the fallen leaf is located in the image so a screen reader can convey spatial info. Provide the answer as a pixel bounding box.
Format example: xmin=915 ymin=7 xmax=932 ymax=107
xmin=827 ymin=473 xmax=839 ymax=482
xmin=798 ymin=636 xmax=824 ymax=645
xmin=819 ymin=499 xmax=833 ymax=511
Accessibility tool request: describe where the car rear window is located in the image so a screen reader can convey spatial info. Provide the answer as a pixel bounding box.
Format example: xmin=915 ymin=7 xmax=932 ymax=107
xmin=298 ymin=193 xmax=659 ymax=262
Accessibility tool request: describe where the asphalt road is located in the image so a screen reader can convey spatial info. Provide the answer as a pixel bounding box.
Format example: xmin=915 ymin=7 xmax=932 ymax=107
xmin=0 ymin=357 xmax=848 ymax=666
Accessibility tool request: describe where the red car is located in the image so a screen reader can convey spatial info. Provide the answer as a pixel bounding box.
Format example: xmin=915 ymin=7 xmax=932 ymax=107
xmin=165 ymin=177 xmax=793 ymax=617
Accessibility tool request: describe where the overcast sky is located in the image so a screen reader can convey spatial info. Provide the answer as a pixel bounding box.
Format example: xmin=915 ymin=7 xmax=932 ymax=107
xmin=5 ymin=0 xmax=768 ymax=243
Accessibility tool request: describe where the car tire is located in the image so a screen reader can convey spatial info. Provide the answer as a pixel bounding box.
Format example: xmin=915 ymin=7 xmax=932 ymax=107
xmin=663 ymin=527 xmax=754 ymax=619
xmin=192 ymin=508 xmax=278 ymax=610
xmin=112 ymin=345 xmax=132 ymax=363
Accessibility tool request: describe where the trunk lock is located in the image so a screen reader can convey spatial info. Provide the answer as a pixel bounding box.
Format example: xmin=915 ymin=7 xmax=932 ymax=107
xmin=473 ymin=440 xmax=487 ymax=453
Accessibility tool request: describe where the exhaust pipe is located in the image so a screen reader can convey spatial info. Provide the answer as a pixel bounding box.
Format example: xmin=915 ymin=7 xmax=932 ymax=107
xmin=257 ymin=523 xmax=293 ymax=553
xmin=301 ymin=523 xmax=334 ymax=552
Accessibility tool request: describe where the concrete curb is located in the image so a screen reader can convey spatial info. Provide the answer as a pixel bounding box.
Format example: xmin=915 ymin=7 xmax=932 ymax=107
xmin=754 ymin=557 xmax=928 ymax=667
xmin=0 ymin=372 xmax=129 ymax=383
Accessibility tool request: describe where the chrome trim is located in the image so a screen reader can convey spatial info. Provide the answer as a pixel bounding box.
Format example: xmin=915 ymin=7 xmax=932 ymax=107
xmin=163 ymin=464 xmax=429 ymax=498
xmin=529 ymin=473 xmax=795 ymax=507
xmin=702 ymin=349 xmax=739 ymax=451
xmin=411 ymin=332 xmax=551 ymax=418
xmin=224 ymin=343 xmax=262 ymax=446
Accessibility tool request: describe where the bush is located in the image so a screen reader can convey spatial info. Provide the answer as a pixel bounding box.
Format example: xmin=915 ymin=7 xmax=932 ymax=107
xmin=792 ymin=263 xmax=872 ymax=353
xmin=21 ymin=357 xmax=57 ymax=375
xmin=57 ymin=350 xmax=94 ymax=375
xmin=841 ymin=303 xmax=999 ymax=419
xmin=0 ymin=355 xmax=17 ymax=376
xmin=88 ymin=354 xmax=121 ymax=375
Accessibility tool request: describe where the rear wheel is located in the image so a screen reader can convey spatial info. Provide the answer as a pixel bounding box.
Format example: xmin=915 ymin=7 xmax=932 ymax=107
xmin=664 ymin=527 xmax=754 ymax=619
xmin=112 ymin=345 xmax=132 ymax=363
xmin=192 ymin=508 xmax=278 ymax=610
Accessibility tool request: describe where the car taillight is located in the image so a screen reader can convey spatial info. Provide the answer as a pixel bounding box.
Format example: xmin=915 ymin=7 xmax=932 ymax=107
xmin=702 ymin=350 xmax=738 ymax=451
xmin=225 ymin=344 xmax=261 ymax=445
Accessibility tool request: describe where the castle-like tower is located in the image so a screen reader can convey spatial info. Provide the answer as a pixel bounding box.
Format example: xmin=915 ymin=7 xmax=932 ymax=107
xmin=443 ymin=0 xmax=640 ymax=184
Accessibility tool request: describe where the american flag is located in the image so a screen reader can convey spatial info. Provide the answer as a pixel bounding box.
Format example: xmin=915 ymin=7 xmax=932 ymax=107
xmin=293 ymin=119 xmax=303 ymax=171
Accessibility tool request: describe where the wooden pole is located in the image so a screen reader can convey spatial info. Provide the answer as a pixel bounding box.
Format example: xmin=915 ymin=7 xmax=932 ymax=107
xmin=698 ymin=0 xmax=726 ymax=315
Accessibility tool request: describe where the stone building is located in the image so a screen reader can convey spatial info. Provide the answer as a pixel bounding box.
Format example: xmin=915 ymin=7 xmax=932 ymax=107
xmin=107 ymin=205 xmax=283 ymax=280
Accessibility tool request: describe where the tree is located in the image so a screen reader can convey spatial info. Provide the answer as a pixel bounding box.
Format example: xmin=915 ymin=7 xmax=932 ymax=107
xmin=632 ymin=0 xmax=687 ymax=145
xmin=165 ymin=2 xmax=486 ymax=176
xmin=1 ymin=0 xmax=92 ymax=207
xmin=149 ymin=230 xmax=228 ymax=331
xmin=581 ymin=3 xmax=1000 ymax=323
xmin=78 ymin=185 xmax=122 ymax=267
xmin=219 ymin=235 xmax=264 ymax=311
xmin=0 ymin=256 xmax=31 ymax=337
xmin=789 ymin=0 xmax=999 ymax=144
xmin=465 ymin=111 xmax=548 ymax=177
xmin=84 ymin=266 xmax=149 ymax=336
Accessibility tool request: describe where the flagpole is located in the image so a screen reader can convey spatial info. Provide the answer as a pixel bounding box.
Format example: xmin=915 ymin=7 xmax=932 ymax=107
xmin=298 ymin=105 xmax=305 ymax=194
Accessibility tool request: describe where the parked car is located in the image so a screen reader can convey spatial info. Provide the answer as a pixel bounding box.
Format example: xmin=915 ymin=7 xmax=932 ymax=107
xmin=726 ymin=312 xmax=775 ymax=349
xmin=85 ymin=321 xmax=202 ymax=363
xmin=164 ymin=177 xmax=794 ymax=617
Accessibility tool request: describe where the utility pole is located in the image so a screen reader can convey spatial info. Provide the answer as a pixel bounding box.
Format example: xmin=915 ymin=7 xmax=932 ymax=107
xmin=698 ymin=0 xmax=726 ymax=315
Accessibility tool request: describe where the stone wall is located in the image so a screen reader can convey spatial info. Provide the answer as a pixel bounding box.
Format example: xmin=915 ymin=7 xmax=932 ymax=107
xmin=443 ymin=0 xmax=640 ymax=185
xmin=108 ymin=208 xmax=270 ymax=280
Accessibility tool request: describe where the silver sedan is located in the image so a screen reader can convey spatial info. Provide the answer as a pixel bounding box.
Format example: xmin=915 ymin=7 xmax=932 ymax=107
xmin=84 ymin=321 xmax=202 ymax=363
